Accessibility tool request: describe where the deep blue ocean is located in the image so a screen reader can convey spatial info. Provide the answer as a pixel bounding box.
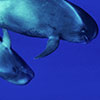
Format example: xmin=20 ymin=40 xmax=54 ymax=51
xmin=0 ymin=0 xmax=100 ymax=100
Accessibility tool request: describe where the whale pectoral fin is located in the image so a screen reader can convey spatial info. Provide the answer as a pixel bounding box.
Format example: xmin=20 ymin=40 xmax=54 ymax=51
xmin=35 ymin=36 xmax=60 ymax=59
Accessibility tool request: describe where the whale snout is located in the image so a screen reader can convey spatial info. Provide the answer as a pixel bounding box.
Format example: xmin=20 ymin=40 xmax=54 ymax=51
xmin=85 ymin=22 xmax=98 ymax=43
xmin=80 ymin=17 xmax=98 ymax=44
xmin=17 ymin=71 xmax=34 ymax=85
xmin=13 ymin=72 xmax=34 ymax=85
xmin=90 ymin=26 xmax=98 ymax=41
xmin=8 ymin=71 xmax=34 ymax=85
xmin=16 ymin=77 xmax=31 ymax=85
xmin=0 ymin=61 xmax=34 ymax=85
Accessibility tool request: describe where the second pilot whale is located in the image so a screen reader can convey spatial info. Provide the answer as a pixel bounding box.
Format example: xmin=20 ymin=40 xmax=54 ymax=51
xmin=0 ymin=0 xmax=98 ymax=58
xmin=0 ymin=29 xmax=34 ymax=85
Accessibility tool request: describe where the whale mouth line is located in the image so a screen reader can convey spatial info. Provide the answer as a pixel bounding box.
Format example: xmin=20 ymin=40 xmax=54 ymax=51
xmin=83 ymin=35 xmax=89 ymax=43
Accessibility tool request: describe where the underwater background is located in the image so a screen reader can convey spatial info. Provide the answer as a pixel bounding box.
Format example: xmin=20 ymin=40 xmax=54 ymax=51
xmin=0 ymin=0 xmax=99 ymax=100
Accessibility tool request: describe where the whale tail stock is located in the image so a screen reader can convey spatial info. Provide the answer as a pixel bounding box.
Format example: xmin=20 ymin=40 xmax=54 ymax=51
xmin=35 ymin=36 xmax=60 ymax=59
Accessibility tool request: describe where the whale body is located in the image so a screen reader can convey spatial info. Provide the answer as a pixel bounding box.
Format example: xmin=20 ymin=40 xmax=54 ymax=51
xmin=0 ymin=0 xmax=98 ymax=58
xmin=0 ymin=29 xmax=34 ymax=85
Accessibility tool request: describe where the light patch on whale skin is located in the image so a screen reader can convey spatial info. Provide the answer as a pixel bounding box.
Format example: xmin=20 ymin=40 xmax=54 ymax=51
xmin=0 ymin=1 xmax=11 ymax=12
xmin=0 ymin=0 xmax=39 ymax=31
xmin=0 ymin=1 xmax=11 ymax=24
xmin=9 ymin=1 xmax=39 ymax=28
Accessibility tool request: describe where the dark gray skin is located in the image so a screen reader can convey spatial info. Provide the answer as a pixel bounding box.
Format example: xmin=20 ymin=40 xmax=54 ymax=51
xmin=0 ymin=0 xmax=98 ymax=59
xmin=0 ymin=29 xmax=34 ymax=85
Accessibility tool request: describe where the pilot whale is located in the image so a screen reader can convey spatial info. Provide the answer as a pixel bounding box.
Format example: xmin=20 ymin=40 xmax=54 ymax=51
xmin=0 ymin=0 xmax=98 ymax=59
xmin=0 ymin=29 xmax=34 ymax=85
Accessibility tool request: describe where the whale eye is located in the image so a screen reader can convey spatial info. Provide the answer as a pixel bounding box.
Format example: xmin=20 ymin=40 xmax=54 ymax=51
xmin=81 ymin=28 xmax=87 ymax=35
xmin=81 ymin=29 xmax=85 ymax=33
xmin=13 ymin=66 xmax=18 ymax=73
xmin=13 ymin=67 xmax=17 ymax=73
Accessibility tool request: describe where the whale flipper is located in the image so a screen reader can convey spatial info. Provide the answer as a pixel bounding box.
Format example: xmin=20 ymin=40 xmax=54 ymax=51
xmin=2 ymin=29 xmax=11 ymax=48
xmin=35 ymin=36 xmax=59 ymax=59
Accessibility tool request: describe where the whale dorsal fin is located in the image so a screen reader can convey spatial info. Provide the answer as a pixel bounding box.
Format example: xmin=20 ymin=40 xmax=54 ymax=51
xmin=35 ymin=36 xmax=59 ymax=59
xmin=2 ymin=29 xmax=11 ymax=48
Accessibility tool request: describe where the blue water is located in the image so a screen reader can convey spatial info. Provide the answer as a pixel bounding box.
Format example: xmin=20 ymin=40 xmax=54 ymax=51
xmin=0 ymin=0 xmax=100 ymax=100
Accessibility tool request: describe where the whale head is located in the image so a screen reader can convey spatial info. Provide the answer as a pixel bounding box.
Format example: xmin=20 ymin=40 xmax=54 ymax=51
xmin=73 ymin=2 xmax=99 ymax=44
xmin=0 ymin=48 xmax=34 ymax=85
xmin=61 ymin=1 xmax=98 ymax=44
xmin=0 ymin=29 xmax=34 ymax=85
